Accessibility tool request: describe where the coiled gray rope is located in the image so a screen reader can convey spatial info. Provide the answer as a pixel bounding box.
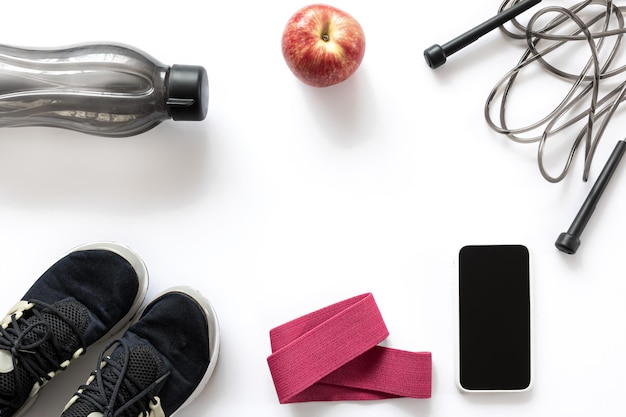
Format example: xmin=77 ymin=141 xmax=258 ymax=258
xmin=485 ymin=0 xmax=626 ymax=182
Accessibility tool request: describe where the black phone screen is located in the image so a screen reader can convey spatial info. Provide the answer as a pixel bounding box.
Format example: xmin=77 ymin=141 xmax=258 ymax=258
xmin=458 ymin=245 xmax=531 ymax=391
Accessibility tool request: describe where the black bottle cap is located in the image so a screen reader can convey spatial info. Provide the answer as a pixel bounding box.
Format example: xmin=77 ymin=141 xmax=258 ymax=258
xmin=166 ymin=64 xmax=208 ymax=121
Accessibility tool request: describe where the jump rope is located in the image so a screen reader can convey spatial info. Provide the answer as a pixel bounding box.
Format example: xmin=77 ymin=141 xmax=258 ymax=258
xmin=426 ymin=0 xmax=626 ymax=254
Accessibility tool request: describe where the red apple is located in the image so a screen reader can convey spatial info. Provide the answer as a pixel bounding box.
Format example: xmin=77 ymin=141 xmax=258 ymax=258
xmin=281 ymin=4 xmax=366 ymax=87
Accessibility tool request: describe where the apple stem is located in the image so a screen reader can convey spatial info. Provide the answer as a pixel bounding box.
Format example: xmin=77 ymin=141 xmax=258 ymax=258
xmin=322 ymin=34 xmax=330 ymax=42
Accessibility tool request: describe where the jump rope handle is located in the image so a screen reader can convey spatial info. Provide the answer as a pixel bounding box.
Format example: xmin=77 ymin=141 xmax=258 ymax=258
xmin=555 ymin=140 xmax=626 ymax=255
xmin=424 ymin=0 xmax=542 ymax=69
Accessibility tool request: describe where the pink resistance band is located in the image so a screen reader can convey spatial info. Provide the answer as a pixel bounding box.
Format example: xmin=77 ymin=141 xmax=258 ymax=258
xmin=267 ymin=293 xmax=432 ymax=403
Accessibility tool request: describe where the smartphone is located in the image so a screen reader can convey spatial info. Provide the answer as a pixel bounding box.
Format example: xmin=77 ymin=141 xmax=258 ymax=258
xmin=457 ymin=244 xmax=532 ymax=392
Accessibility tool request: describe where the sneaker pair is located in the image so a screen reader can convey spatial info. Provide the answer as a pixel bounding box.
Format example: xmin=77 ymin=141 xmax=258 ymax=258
xmin=0 ymin=242 xmax=220 ymax=417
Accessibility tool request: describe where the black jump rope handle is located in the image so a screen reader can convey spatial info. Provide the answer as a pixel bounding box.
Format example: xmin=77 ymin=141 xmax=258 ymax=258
xmin=424 ymin=0 xmax=542 ymax=69
xmin=555 ymin=140 xmax=626 ymax=255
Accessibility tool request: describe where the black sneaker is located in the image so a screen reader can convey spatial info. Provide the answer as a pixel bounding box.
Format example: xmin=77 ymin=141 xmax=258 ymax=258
xmin=0 ymin=242 xmax=148 ymax=417
xmin=61 ymin=286 xmax=220 ymax=417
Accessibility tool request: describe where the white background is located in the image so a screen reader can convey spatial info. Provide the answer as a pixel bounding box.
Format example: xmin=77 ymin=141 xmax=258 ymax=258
xmin=1 ymin=0 xmax=625 ymax=416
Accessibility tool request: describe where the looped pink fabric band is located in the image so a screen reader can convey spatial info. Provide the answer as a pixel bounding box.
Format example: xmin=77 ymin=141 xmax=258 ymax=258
xmin=267 ymin=293 xmax=432 ymax=403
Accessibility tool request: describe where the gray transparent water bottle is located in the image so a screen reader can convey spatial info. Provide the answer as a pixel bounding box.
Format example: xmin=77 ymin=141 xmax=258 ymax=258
xmin=0 ymin=42 xmax=208 ymax=137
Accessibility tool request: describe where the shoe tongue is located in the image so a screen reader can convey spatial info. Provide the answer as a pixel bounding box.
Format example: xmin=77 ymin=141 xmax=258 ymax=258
xmin=62 ymin=343 xmax=166 ymax=417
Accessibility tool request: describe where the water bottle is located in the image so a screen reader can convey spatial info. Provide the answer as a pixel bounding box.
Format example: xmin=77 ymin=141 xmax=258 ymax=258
xmin=0 ymin=42 xmax=208 ymax=137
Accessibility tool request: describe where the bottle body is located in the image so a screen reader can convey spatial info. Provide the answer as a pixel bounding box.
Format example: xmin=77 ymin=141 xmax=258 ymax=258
xmin=0 ymin=42 xmax=207 ymax=137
